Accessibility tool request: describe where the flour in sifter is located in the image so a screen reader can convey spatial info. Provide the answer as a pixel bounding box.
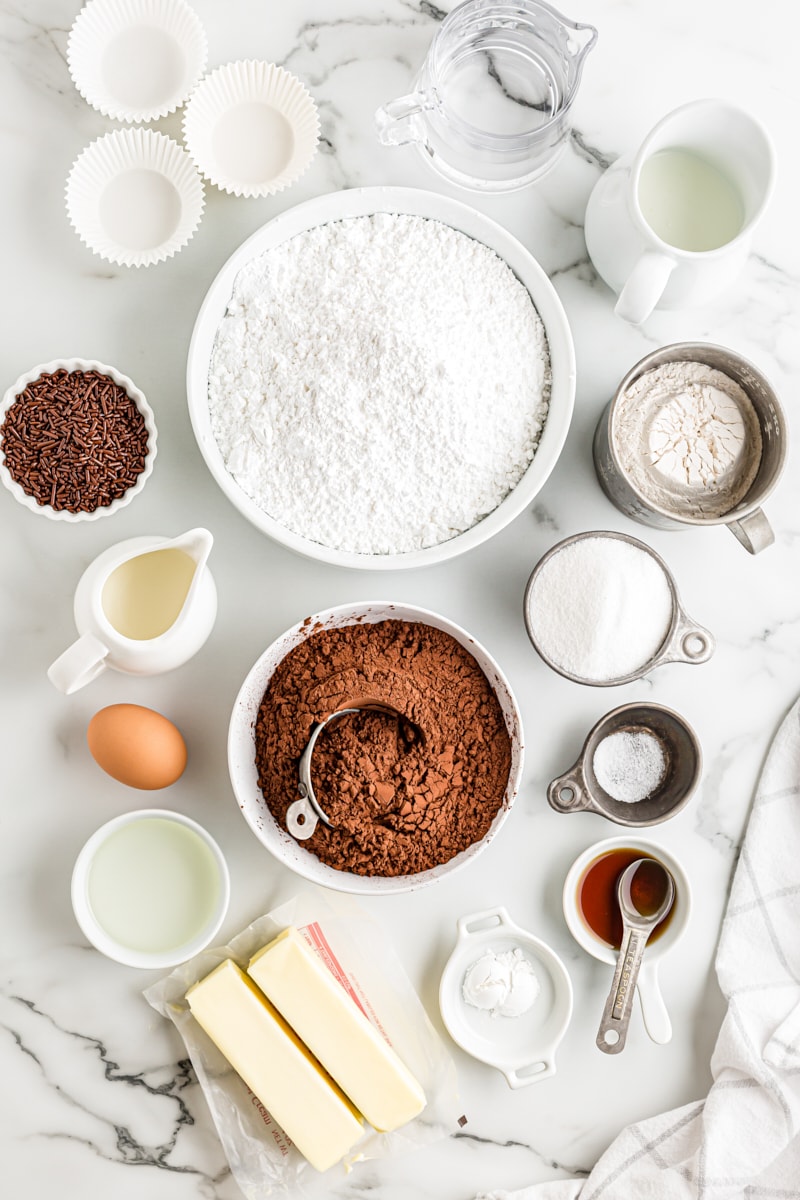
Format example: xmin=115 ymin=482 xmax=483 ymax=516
xmin=207 ymin=213 xmax=551 ymax=555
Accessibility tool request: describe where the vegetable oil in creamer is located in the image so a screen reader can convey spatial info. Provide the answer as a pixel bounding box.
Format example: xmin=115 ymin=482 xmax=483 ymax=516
xmin=87 ymin=818 xmax=220 ymax=954
xmin=637 ymin=148 xmax=744 ymax=252
xmin=101 ymin=547 xmax=196 ymax=640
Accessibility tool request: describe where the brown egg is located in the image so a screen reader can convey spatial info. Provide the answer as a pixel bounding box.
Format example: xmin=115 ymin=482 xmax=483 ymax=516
xmin=87 ymin=704 xmax=187 ymax=790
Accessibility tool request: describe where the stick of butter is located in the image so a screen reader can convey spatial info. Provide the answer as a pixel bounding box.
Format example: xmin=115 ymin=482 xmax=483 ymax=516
xmin=247 ymin=927 xmax=426 ymax=1133
xmin=186 ymin=959 xmax=363 ymax=1172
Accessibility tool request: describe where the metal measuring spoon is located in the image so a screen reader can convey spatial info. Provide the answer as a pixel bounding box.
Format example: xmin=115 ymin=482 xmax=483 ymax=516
xmin=596 ymin=857 xmax=675 ymax=1054
xmin=285 ymin=703 xmax=401 ymax=841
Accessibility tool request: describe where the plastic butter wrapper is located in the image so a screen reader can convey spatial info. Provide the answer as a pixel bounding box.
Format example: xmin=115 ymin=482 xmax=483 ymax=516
xmin=144 ymin=891 xmax=460 ymax=1198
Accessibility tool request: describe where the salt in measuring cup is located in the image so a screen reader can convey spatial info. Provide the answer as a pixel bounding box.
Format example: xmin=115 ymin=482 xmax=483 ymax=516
xmin=375 ymin=0 xmax=597 ymax=192
xmin=547 ymin=701 xmax=702 ymax=826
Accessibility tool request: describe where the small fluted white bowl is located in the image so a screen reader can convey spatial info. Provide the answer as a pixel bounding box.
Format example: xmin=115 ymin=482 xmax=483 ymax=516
xmin=0 ymin=357 xmax=157 ymax=521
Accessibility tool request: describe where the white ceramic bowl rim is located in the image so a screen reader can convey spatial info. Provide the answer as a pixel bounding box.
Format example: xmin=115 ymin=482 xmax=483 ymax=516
xmin=71 ymin=807 xmax=230 ymax=969
xmin=0 ymin=357 xmax=157 ymax=522
xmin=228 ymin=601 xmax=524 ymax=895
xmin=562 ymin=834 xmax=692 ymax=966
xmin=187 ymin=186 xmax=576 ymax=569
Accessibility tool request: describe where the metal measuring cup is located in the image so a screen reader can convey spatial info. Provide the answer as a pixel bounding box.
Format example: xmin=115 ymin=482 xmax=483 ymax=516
xmin=523 ymin=530 xmax=715 ymax=687
xmin=596 ymin=858 xmax=676 ymax=1054
xmin=593 ymin=343 xmax=787 ymax=555
xmin=286 ymin=702 xmax=402 ymax=840
xmin=547 ymin=702 xmax=702 ymax=827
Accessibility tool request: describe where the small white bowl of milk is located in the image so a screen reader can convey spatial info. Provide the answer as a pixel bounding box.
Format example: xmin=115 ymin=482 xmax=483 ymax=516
xmin=71 ymin=808 xmax=230 ymax=969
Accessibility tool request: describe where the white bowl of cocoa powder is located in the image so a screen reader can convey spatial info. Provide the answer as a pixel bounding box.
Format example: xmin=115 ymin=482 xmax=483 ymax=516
xmin=228 ymin=601 xmax=524 ymax=894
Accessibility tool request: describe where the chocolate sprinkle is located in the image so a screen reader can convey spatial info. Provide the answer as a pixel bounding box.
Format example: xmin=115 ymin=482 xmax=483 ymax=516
xmin=0 ymin=369 xmax=149 ymax=512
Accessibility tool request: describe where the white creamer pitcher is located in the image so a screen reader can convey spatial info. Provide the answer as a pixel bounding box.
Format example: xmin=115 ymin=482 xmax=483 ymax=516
xmin=48 ymin=528 xmax=217 ymax=694
xmin=584 ymin=99 xmax=775 ymax=324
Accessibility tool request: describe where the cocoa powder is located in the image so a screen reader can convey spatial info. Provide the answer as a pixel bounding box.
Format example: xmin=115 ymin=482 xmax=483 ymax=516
xmin=254 ymin=619 xmax=513 ymax=877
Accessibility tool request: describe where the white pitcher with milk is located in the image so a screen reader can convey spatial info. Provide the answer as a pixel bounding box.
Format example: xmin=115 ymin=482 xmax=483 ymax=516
xmin=584 ymin=99 xmax=775 ymax=324
xmin=48 ymin=528 xmax=217 ymax=694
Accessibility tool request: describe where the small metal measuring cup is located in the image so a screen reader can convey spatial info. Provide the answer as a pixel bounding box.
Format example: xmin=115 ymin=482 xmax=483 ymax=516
xmin=547 ymin=702 xmax=702 ymax=827
xmin=523 ymin=530 xmax=715 ymax=687
xmin=286 ymin=703 xmax=401 ymax=840
xmin=593 ymin=343 xmax=787 ymax=555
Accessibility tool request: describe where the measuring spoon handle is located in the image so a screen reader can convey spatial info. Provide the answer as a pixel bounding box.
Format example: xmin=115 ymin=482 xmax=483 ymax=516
xmin=596 ymin=925 xmax=650 ymax=1054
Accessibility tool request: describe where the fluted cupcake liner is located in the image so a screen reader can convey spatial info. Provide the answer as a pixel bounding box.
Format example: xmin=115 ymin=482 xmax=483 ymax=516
xmin=66 ymin=128 xmax=205 ymax=268
xmin=182 ymin=60 xmax=320 ymax=198
xmin=67 ymin=0 xmax=208 ymax=123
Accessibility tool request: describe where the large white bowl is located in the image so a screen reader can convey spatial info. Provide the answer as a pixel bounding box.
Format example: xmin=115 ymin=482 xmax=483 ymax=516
xmin=187 ymin=186 xmax=576 ymax=569
xmin=228 ymin=601 xmax=524 ymax=895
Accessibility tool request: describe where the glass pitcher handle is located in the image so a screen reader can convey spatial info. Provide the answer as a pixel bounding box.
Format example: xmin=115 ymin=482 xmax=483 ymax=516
xmin=375 ymin=92 xmax=431 ymax=147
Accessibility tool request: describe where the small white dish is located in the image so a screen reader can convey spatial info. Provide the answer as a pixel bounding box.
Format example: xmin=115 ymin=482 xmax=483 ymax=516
xmin=67 ymin=0 xmax=208 ymax=123
xmin=0 ymin=357 xmax=157 ymax=521
xmin=182 ymin=60 xmax=320 ymax=197
xmin=66 ymin=129 xmax=205 ymax=268
xmin=439 ymin=907 xmax=573 ymax=1088
xmin=562 ymin=836 xmax=692 ymax=1044
xmin=71 ymin=809 xmax=230 ymax=969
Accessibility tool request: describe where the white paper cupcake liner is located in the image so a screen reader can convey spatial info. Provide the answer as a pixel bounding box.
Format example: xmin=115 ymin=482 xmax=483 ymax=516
xmin=182 ymin=60 xmax=320 ymax=197
xmin=67 ymin=0 xmax=208 ymax=123
xmin=66 ymin=128 xmax=205 ymax=268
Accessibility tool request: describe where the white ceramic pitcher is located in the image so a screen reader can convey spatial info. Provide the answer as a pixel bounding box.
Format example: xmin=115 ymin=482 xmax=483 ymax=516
xmin=584 ymin=99 xmax=775 ymax=324
xmin=48 ymin=528 xmax=217 ymax=694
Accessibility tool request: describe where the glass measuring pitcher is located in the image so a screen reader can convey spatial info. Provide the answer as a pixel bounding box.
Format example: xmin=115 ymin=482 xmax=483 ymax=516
xmin=375 ymin=0 xmax=597 ymax=192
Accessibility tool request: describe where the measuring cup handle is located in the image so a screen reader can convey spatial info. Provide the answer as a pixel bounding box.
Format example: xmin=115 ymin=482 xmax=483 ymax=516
xmin=726 ymin=507 xmax=775 ymax=554
xmin=661 ymin=609 xmax=716 ymax=667
xmin=286 ymin=795 xmax=319 ymax=841
xmin=615 ymin=251 xmax=677 ymax=325
xmin=547 ymin=762 xmax=593 ymax=814
xmin=47 ymin=633 xmax=109 ymax=694
xmin=596 ymin=926 xmax=648 ymax=1054
xmin=502 ymin=1059 xmax=554 ymax=1088
xmin=375 ymin=92 xmax=431 ymax=147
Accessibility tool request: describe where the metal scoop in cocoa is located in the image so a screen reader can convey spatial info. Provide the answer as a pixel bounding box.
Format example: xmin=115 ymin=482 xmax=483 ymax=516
xmin=286 ymin=702 xmax=416 ymax=840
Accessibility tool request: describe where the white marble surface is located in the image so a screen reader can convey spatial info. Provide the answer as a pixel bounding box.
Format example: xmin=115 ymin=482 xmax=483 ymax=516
xmin=1 ymin=1 xmax=798 ymax=1197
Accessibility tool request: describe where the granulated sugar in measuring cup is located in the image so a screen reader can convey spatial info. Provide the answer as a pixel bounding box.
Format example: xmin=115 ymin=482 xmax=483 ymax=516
xmin=523 ymin=531 xmax=714 ymax=685
xmin=375 ymin=0 xmax=597 ymax=192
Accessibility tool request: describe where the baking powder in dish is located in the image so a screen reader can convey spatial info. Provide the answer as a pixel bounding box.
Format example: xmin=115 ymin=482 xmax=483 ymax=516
xmin=208 ymin=213 xmax=551 ymax=555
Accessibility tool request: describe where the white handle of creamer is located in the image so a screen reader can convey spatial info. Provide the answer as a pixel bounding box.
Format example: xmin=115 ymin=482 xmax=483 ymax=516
xmin=615 ymin=251 xmax=677 ymax=324
xmin=47 ymin=632 xmax=109 ymax=695
xmin=637 ymin=962 xmax=672 ymax=1044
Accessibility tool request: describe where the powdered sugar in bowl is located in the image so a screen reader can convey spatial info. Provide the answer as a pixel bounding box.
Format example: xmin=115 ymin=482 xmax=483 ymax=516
xmin=187 ymin=186 xmax=575 ymax=569
xmin=523 ymin=531 xmax=715 ymax=686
